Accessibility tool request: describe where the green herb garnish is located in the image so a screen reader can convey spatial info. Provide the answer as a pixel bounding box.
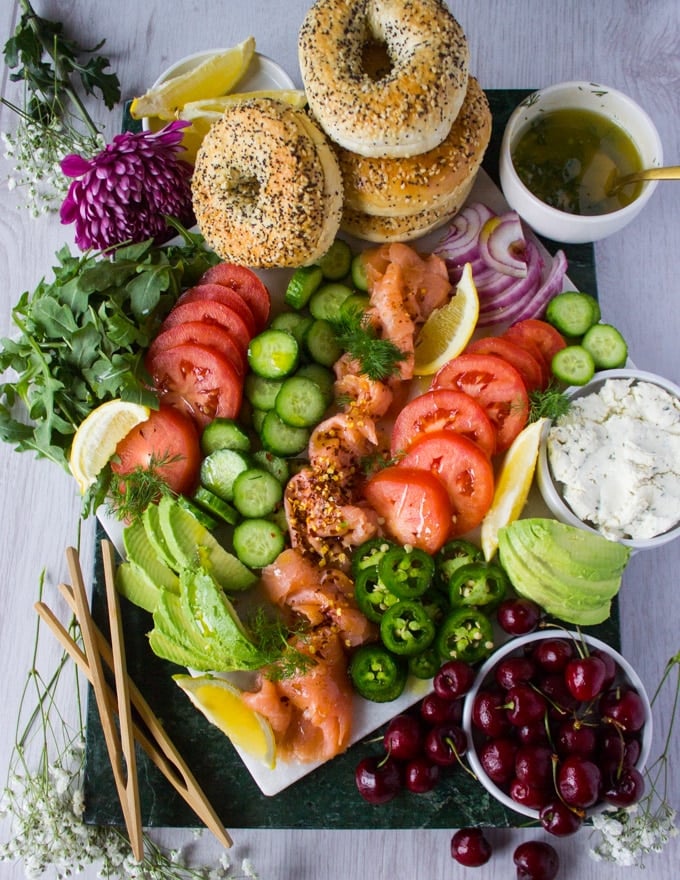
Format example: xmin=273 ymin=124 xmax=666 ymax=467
xmin=0 ymin=233 xmax=219 ymax=471
xmin=331 ymin=309 xmax=407 ymax=381
xmin=528 ymin=382 xmax=571 ymax=422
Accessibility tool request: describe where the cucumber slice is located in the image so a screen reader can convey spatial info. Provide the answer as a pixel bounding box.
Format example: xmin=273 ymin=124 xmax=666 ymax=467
xmin=275 ymin=375 xmax=328 ymax=427
xmin=309 ymin=282 xmax=353 ymax=322
xmin=284 ymin=264 xmax=324 ymax=309
xmin=340 ymin=293 xmax=371 ymax=320
xmin=260 ymin=410 xmax=310 ymax=456
xmin=295 ymin=362 xmax=335 ymax=406
xmin=156 ymin=496 xmax=256 ymax=592
xmin=176 ymin=494 xmax=219 ymax=530
xmin=545 ymin=291 xmax=601 ymax=337
xmin=232 ymin=467 xmax=283 ymax=518
xmin=252 ymin=449 xmax=290 ymax=483
xmin=233 ymin=518 xmax=286 ymax=568
xmin=247 ymin=328 xmax=299 ymax=378
xmin=318 ymin=239 xmax=353 ymax=280
xmin=245 ymin=373 xmax=284 ymax=411
xmin=270 ymin=310 xmax=313 ymax=337
xmin=582 ymin=323 xmax=628 ymax=369
xmin=350 ymin=252 xmax=370 ymax=292
xmin=192 ymin=486 xmax=240 ymax=526
xmin=123 ymin=517 xmax=179 ymax=592
xmin=551 ymin=345 xmax=596 ymax=386
xmin=304 ymin=318 xmax=343 ymax=367
xmin=200 ymin=417 xmax=251 ymax=455
xmin=200 ymin=448 xmax=252 ymax=501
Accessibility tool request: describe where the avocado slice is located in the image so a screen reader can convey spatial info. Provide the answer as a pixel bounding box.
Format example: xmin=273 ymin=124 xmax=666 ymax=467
xmin=116 ymin=560 xmax=162 ymax=614
xmin=142 ymin=501 xmax=178 ymax=571
xmin=148 ymin=629 xmax=215 ymax=670
xmin=156 ymin=495 xmax=256 ymax=592
xmin=123 ymin=517 xmax=179 ymax=593
xmin=151 ymin=589 xmax=218 ymax=670
xmin=498 ymin=518 xmax=630 ymax=625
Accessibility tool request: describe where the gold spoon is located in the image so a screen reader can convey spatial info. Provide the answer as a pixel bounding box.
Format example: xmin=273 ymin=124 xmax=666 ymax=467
xmin=608 ymin=164 xmax=680 ymax=195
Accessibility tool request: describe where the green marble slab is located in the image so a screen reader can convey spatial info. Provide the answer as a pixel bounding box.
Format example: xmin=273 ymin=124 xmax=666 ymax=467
xmin=84 ymin=90 xmax=612 ymax=830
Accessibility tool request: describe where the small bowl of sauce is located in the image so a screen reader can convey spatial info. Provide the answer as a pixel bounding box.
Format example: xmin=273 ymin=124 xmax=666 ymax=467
xmin=499 ymin=82 xmax=663 ymax=243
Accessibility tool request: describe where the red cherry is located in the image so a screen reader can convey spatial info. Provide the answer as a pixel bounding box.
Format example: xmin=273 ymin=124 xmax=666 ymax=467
xmin=354 ymin=755 xmax=402 ymax=804
xmin=514 ymin=840 xmax=559 ymax=880
xmin=383 ymin=714 xmax=423 ymax=761
xmin=404 ymin=757 xmax=440 ymax=794
xmin=434 ymin=660 xmax=476 ymax=700
xmin=451 ymin=827 xmax=492 ymax=867
xmin=539 ymin=798 xmax=584 ymax=836
xmin=601 ymin=687 xmax=646 ymax=732
xmin=557 ymin=755 xmax=601 ymax=808
xmin=565 ymin=655 xmax=607 ymax=701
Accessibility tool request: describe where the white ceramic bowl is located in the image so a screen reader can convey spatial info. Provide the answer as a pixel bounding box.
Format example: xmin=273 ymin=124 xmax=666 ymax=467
xmin=499 ymin=81 xmax=663 ymax=243
xmin=462 ymin=630 xmax=653 ymax=820
xmin=537 ymin=367 xmax=680 ymax=552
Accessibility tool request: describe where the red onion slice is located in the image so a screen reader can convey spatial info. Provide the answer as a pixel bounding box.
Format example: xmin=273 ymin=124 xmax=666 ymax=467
xmin=435 ymin=203 xmax=495 ymax=266
xmin=478 ymin=248 xmax=567 ymax=327
xmin=478 ymin=212 xmax=528 ymax=278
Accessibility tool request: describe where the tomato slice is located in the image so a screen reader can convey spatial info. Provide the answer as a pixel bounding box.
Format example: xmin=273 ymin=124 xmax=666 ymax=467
xmin=111 ymin=404 xmax=201 ymax=496
xmin=146 ymin=320 xmax=247 ymax=376
xmin=503 ymin=319 xmax=567 ymax=372
xmin=466 ymin=335 xmax=546 ymax=392
xmin=363 ymin=465 xmax=453 ymax=554
xmin=397 ymin=430 xmax=495 ymax=536
xmin=160 ymin=300 xmax=252 ymax=354
xmin=177 ymin=283 xmax=257 ymax=337
xmin=431 ymin=353 xmax=529 ymax=452
xmin=199 ymin=263 xmax=271 ymax=332
xmin=147 ymin=342 xmax=243 ymax=428
xmin=391 ymin=389 xmax=496 ymax=458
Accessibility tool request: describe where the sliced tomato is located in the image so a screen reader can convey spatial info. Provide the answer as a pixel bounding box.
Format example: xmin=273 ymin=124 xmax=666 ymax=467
xmin=503 ymin=319 xmax=567 ymax=373
xmin=146 ymin=320 xmax=247 ymax=376
xmin=160 ymin=300 xmax=252 ymax=354
xmin=147 ymin=342 xmax=243 ymax=429
xmin=111 ymin=404 xmax=201 ymax=496
xmin=177 ymin=283 xmax=257 ymax=337
xmin=391 ymin=389 xmax=496 ymax=458
xmin=363 ymin=465 xmax=453 ymax=553
xmin=200 ymin=263 xmax=271 ymax=331
xmin=466 ymin=335 xmax=546 ymax=392
xmin=397 ymin=430 xmax=494 ymax=536
xmin=431 ymin=353 xmax=529 ymax=453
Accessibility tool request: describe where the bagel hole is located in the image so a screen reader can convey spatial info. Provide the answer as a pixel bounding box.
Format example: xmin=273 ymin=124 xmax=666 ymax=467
xmin=361 ymin=38 xmax=393 ymax=81
xmin=223 ymin=169 xmax=260 ymax=205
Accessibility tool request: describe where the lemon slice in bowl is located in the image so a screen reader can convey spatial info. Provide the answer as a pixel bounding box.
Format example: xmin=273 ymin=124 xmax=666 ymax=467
xmin=414 ymin=262 xmax=480 ymax=376
xmin=130 ymin=37 xmax=256 ymax=120
xmin=174 ymin=674 xmax=276 ymax=768
xmin=69 ymin=399 xmax=150 ymax=494
xmin=480 ymin=417 xmax=547 ymax=561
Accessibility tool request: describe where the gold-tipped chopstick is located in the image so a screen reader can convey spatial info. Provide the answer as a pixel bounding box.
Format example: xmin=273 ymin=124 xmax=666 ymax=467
xmin=35 ymin=545 xmax=233 ymax=849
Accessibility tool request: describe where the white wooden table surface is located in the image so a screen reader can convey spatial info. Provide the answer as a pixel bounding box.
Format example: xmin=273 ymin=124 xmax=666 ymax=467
xmin=1 ymin=2 xmax=679 ymax=878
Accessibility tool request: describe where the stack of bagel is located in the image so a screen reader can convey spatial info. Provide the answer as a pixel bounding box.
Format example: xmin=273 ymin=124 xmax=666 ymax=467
xmin=299 ymin=0 xmax=492 ymax=242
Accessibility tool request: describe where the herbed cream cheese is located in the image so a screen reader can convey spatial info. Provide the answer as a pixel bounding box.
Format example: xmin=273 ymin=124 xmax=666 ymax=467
xmin=547 ymin=377 xmax=680 ymax=540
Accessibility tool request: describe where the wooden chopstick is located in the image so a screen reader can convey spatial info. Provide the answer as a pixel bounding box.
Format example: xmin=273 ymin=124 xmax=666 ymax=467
xmin=37 ymin=546 xmax=233 ymax=848
xmin=65 ymin=545 xmax=144 ymax=862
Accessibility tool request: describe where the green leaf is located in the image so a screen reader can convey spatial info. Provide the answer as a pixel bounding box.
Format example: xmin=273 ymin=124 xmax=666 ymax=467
xmin=30 ymin=297 xmax=79 ymax=338
xmin=69 ymin=324 xmax=102 ymax=369
xmin=127 ymin=267 xmax=172 ymax=318
xmin=78 ymin=54 xmax=121 ymax=108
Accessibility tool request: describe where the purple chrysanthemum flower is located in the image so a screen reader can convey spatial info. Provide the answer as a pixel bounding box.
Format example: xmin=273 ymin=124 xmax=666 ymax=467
xmin=59 ymin=121 xmax=195 ymax=250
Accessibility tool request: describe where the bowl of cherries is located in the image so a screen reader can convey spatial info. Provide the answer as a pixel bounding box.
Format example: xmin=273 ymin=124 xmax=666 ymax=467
xmin=461 ymin=630 xmax=653 ymax=833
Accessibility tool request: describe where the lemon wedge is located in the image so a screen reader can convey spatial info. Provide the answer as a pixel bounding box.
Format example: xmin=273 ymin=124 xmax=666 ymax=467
xmin=174 ymin=674 xmax=276 ymax=768
xmin=69 ymin=399 xmax=150 ymax=494
xmin=414 ymin=262 xmax=480 ymax=376
xmin=180 ymin=89 xmax=307 ymax=122
xmin=129 ymin=38 xmax=256 ymax=120
xmin=480 ymin=417 xmax=547 ymax=561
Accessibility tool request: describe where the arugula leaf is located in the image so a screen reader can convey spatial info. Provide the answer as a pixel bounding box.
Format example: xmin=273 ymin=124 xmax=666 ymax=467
xmin=0 ymin=234 xmax=219 ymax=472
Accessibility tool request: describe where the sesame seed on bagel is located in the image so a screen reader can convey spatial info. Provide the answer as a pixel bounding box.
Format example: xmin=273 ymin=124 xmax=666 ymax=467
xmin=298 ymin=0 xmax=470 ymax=158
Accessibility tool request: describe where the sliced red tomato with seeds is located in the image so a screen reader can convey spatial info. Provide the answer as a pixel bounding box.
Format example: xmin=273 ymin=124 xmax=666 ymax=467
xmin=199 ymin=263 xmax=271 ymax=331
xmin=146 ymin=320 xmax=247 ymax=376
xmin=391 ymin=389 xmax=496 ymax=458
xmin=363 ymin=465 xmax=453 ymax=553
xmin=397 ymin=430 xmax=495 ymax=536
xmin=503 ymin=319 xmax=567 ymax=371
xmin=111 ymin=405 xmax=201 ymax=496
xmin=160 ymin=300 xmax=252 ymax=354
xmin=431 ymin=353 xmax=529 ymax=452
xmin=177 ymin=283 xmax=257 ymax=336
xmin=466 ymin=335 xmax=546 ymax=392
xmin=147 ymin=342 xmax=243 ymax=428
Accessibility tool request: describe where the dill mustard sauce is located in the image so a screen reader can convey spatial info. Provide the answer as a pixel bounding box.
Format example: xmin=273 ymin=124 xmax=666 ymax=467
xmin=511 ymin=108 xmax=644 ymax=216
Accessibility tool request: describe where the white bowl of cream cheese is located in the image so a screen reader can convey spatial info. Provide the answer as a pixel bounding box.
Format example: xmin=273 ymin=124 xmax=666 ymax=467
xmin=537 ymin=368 xmax=680 ymax=551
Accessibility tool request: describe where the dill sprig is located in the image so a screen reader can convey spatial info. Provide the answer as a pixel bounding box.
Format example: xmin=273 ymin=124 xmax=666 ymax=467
xmin=331 ymin=309 xmax=407 ymax=381
xmin=528 ymin=382 xmax=571 ymax=422
xmin=248 ymin=608 xmax=315 ymax=681
xmin=99 ymin=455 xmax=177 ymax=522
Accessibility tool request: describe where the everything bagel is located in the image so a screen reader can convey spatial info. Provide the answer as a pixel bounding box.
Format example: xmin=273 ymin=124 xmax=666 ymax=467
xmin=298 ymin=0 xmax=470 ymax=158
xmin=335 ymin=76 xmax=491 ymax=218
xmin=191 ymin=98 xmax=343 ymax=268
